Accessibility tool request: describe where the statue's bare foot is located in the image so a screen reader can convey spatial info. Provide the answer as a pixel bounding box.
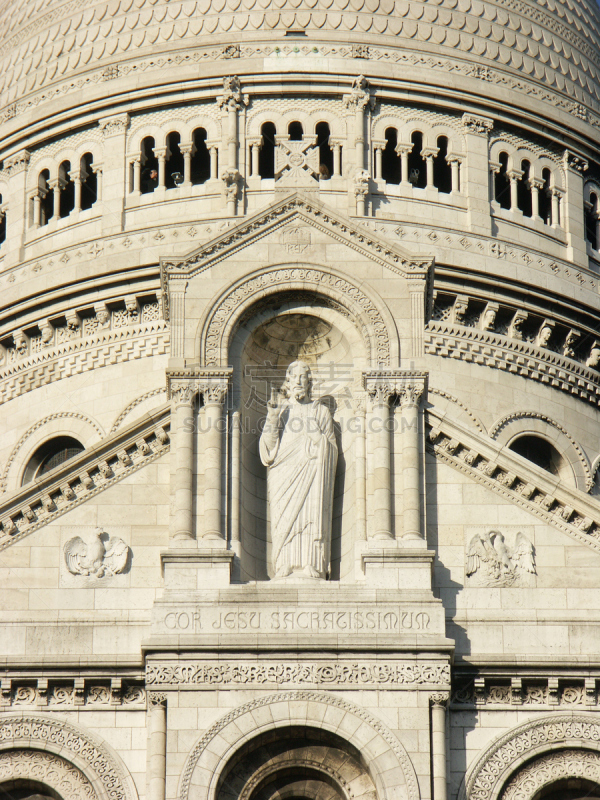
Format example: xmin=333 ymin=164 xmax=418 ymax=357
xmin=303 ymin=565 xmax=320 ymax=578
xmin=276 ymin=565 xmax=293 ymax=578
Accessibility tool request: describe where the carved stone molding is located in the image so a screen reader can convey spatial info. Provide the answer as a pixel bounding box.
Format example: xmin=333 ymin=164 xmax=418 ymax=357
xmin=166 ymin=369 xmax=232 ymax=405
xmin=452 ymin=675 xmax=599 ymax=708
xmin=363 ymin=371 xmax=427 ymax=406
xmin=109 ymin=388 xmax=167 ymax=434
xmin=198 ymin=266 xmax=396 ymax=368
xmin=501 ymin=749 xmax=600 ymax=800
xmin=146 ymin=661 xmax=451 ymax=688
xmin=0 ymin=678 xmax=145 ymax=709
xmin=178 ymin=690 xmax=419 ymax=800
xmin=99 ymin=113 xmax=130 ymax=136
xmin=0 ymin=713 xmax=139 ymax=800
xmin=4 ymin=149 xmax=30 ymax=175
xmin=462 ymin=114 xmax=494 ymax=136
xmin=0 ymin=749 xmax=95 ymax=799
xmin=463 ymin=714 xmax=600 ymax=800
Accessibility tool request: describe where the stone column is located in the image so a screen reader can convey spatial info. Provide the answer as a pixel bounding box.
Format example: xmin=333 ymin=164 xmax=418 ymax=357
xmin=343 ymin=75 xmax=373 ymax=174
xmin=508 ymin=170 xmax=521 ymax=212
xmin=218 ymin=76 xmax=248 ymax=172
xmin=148 ymin=693 xmax=167 ymax=800
xmin=171 ymin=381 xmax=196 ymax=544
xmin=132 ymin=157 xmax=141 ymax=195
xmin=155 ymin=147 xmax=168 ymax=189
xmin=32 ymin=191 xmax=41 ymax=228
xmin=93 ymin=165 xmax=103 ymax=202
xmin=399 ymin=380 xmax=426 ymax=541
xmin=180 ymin=144 xmax=193 ymax=187
xmin=461 ymin=113 xmax=494 ymax=234
xmin=448 ymin=156 xmax=462 ymax=193
xmin=3 ymin=151 xmax=30 ymax=266
xmin=209 ymin=145 xmax=219 ymax=180
xmin=200 ymin=379 xmax=229 ymax=543
xmin=423 ymin=148 xmax=437 ymax=188
xmin=530 ymin=177 xmax=543 ymax=220
xmin=397 ymin=145 xmax=412 ymax=186
xmin=230 ymin=409 xmax=241 ymax=557
xmin=248 ymin=139 xmax=261 ymax=177
xmin=331 ymin=141 xmax=342 ymax=177
xmin=48 ymin=178 xmax=62 ymax=219
xmin=373 ymin=143 xmax=384 ymax=180
xmin=364 ymin=378 xmax=393 ymax=540
xmin=72 ymin=170 xmax=82 ymax=212
xmin=98 ymin=113 xmax=129 ymax=234
xmin=354 ymin=400 xmax=367 ymax=542
xmin=551 ymin=187 xmax=564 ymax=230
xmin=430 ymin=693 xmax=449 ymax=800
xmin=563 ymin=151 xmax=588 ymax=266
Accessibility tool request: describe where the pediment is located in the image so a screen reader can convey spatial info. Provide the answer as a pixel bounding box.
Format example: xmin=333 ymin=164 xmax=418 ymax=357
xmin=160 ymin=192 xmax=434 ymax=283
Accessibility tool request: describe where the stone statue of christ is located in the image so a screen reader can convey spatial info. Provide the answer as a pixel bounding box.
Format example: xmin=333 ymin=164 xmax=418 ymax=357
xmin=259 ymin=360 xmax=337 ymax=579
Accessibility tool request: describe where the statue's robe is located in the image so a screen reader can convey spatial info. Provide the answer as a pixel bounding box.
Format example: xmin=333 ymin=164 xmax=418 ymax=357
xmin=259 ymin=400 xmax=337 ymax=577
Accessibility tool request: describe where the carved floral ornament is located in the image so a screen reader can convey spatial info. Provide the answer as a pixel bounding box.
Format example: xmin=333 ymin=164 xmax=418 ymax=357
xmin=178 ymin=690 xmax=419 ymax=800
xmin=462 ymin=713 xmax=600 ymax=800
xmin=0 ymin=713 xmax=138 ymax=800
xmin=363 ymin=371 xmax=427 ymax=406
xmin=168 ymin=372 xmax=232 ymax=405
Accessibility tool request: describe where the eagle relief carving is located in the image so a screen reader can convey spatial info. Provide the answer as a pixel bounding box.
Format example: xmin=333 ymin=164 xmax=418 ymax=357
xmin=63 ymin=527 xmax=130 ymax=579
xmin=466 ymin=529 xmax=536 ymax=587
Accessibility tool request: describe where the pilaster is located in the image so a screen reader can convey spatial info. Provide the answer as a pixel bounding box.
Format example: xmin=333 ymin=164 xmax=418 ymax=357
xmin=98 ymin=113 xmax=129 ymax=235
xmin=461 ymin=113 xmax=494 ymax=235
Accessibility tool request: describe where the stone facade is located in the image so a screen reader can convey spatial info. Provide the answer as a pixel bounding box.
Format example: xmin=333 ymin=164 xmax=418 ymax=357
xmin=0 ymin=1 xmax=600 ymax=799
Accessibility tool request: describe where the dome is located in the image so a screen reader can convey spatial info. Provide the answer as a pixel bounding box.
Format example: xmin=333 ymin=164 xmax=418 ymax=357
xmin=1 ymin=0 xmax=600 ymax=127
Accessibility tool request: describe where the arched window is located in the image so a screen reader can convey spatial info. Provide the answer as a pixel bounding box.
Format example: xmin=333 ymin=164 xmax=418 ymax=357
xmin=0 ymin=781 xmax=57 ymax=799
xmin=140 ymin=136 xmax=158 ymax=194
xmin=408 ymin=131 xmax=426 ymax=188
xmin=537 ymin=777 xmax=600 ymax=800
xmin=80 ymin=153 xmax=97 ymax=211
xmin=433 ymin=136 xmax=452 ymax=194
xmin=539 ymin=167 xmax=552 ymax=224
xmin=315 ymin=121 xmax=333 ymax=179
xmin=21 ymin=436 xmax=85 ymax=485
xmin=494 ymin=152 xmax=511 ymax=209
xmin=165 ymin=131 xmax=184 ymax=189
xmin=517 ymin=159 xmax=532 ymax=217
xmin=58 ymin=160 xmax=75 ymax=217
xmin=0 ymin=194 xmax=5 ymax=245
xmin=38 ymin=169 xmax=53 ymax=225
xmin=259 ymin=122 xmax=276 ymax=179
xmin=586 ymin=191 xmax=599 ymax=250
xmin=191 ymin=128 xmax=211 ymax=185
xmin=381 ymin=127 xmax=401 ymax=184
xmin=509 ymin=435 xmax=563 ymax=477
xmin=288 ymin=121 xmax=303 ymax=141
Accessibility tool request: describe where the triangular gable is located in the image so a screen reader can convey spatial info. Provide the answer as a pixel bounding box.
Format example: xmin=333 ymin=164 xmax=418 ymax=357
xmin=160 ymin=192 xmax=435 ymax=289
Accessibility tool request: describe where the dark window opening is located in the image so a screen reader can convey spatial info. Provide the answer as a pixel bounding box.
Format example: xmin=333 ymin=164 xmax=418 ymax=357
xmin=586 ymin=191 xmax=598 ymax=250
xmin=517 ymin=159 xmax=532 ymax=217
xmin=21 ymin=436 xmax=85 ymax=485
xmin=0 ymin=779 xmax=61 ymax=799
xmin=509 ymin=435 xmax=562 ymax=476
xmin=165 ymin=131 xmax=184 ymax=189
xmin=58 ymin=160 xmax=75 ymax=218
xmin=80 ymin=152 xmax=97 ymax=211
xmin=539 ymin=167 xmax=552 ymax=224
xmin=315 ymin=121 xmax=333 ymax=179
xmin=0 ymin=193 xmax=5 ymax=245
xmin=381 ymin=127 xmax=401 ymax=184
xmin=191 ymin=128 xmax=211 ymax=185
xmin=494 ymin=152 xmax=511 ymax=209
xmin=408 ymin=131 xmax=426 ymax=188
xmin=288 ymin=121 xmax=303 ymax=141
xmin=536 ymin=778 xmax=600 ymax=800
xmin=259 ymin=122 xmax=276 ymax=179
xmin=39 ymin=169 xmax=53 ymax=224
xmin=140 ymin=136 xmax=158 ymax=194
xmin=433 ymin=136 xmax=452 ymax=194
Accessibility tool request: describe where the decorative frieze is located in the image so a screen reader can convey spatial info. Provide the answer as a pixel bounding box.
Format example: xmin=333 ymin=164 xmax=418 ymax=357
xmin=0 ymin=678 xmax=145 ymax=708
xmin=452 ymin=676 xmax=599 ymax=707
xmin=146 ymin=661 xmax=451 ymax=689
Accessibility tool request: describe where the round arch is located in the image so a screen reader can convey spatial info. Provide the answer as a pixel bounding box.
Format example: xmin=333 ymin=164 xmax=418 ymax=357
xmin=501 ymin=749 xmax=600 ymax=800
xmin=196 ymin=265 xmax=399 ymax=368
xmin=0 ymin=712 xmax=139 ymax=800
xmin=461 ymin=713 xmax=600 ymax=800
xmin=179 ymin=690 xmax=419 ymax=800
xmin=489 ymin=411 xmax=591 ymax=491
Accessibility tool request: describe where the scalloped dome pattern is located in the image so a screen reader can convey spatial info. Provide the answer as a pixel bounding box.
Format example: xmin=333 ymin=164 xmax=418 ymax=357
xmin=0 ymin=0 xmax=599 ymax=111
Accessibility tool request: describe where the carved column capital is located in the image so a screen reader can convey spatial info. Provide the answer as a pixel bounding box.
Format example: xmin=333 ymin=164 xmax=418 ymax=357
xmin=217 ymin=75 xmax=248 ymax=110
xmin=5 ymin=149 xmax=31 ymax=175
xmin=398 ymin=382 xmax=424 ymax=409
xmin=564 ymin=150 xmax=588 ymax=174
xmin=363 ymin=371 xmax=428 ymax=406
xmin=99 ymin=113 xmax=130 ymax=137
xmin=430 ymin=691 xmax=450 ymax=707
xmin=343 ymin=75 xmax=375 ymax=112
xmin=462 ymin=113 xmax=494 ymax=135
xmin=170 ymin=381 xmax=197 ymax=407
xmin=200 ymin=382 xmax=229 ymax=406
xmin=148 ymin=691 xmax=168 ymax=708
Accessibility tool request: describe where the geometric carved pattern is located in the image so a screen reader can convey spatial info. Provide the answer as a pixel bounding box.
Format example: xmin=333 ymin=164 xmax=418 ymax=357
xmin=178 ymin=690 xmax=419 ymax=800
xmin=463 ymin=713 xmax=600 ymax=800
xmin=0 ymin=749 xmax=96 ymax=799
xmin=0 ymin=713 xmax=138 ymax=800
xmin=501 ymin=749 xmax=600 ymax=800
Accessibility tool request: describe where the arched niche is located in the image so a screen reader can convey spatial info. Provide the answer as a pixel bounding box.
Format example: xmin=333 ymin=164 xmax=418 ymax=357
xmin=228 ymin=298 xmax=368 ymax=582
xmin=179 ymin=691 xmax=419 ymax=800
xmin=500 ymin=749 xmax=600 ymax=800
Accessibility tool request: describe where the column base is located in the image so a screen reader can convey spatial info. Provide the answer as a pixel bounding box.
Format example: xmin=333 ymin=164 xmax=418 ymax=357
xmin=161 ymin=549 xmax=234 ymax=590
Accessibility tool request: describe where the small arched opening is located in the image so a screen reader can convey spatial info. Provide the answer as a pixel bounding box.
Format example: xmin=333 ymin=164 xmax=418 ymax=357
xmin=259 ymin=122 xmax=276 ymax=179
xmin=315 ymin=121 xmax=333 ymax=179
xmin=140 ymin=136 xmax=158 ymax=194
xmin=494 ymin=152 xmax=511 ymax=209
xmin=80 ymin=153 xmax=97 ymax=211
xmin=38 ymin=169 xmax=53 ymax=224
xmin=408 ymin=131 xmax=426 ymax=188
xmin=288 ymin=121 xmax=303 ymax=141
xmin=21 ymin=436 xmax=85 ymax=485
xmin=191 ymin=128 xmax=211 ymax=185
xmin=586 ymin=191 xmax=599 ymax=250
xmin=509 ymin=434 xmax=563 ymax=477
xmin=433 ymin=135 xmax=452 ymax=193
xmin=539 ymin=167 xmax=552 ymax=224
xmin=517 ymin=159 xmax=532 ymax=217
xmin=165 ymin=131 xmax=184 ymax=188
xmin=0 ymin=194 xmax=5 ymax=245
xmin=58 ymin=160 xmax=75 ymax=218
xmin=381 ymin=127 xmax=401 ymax=184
